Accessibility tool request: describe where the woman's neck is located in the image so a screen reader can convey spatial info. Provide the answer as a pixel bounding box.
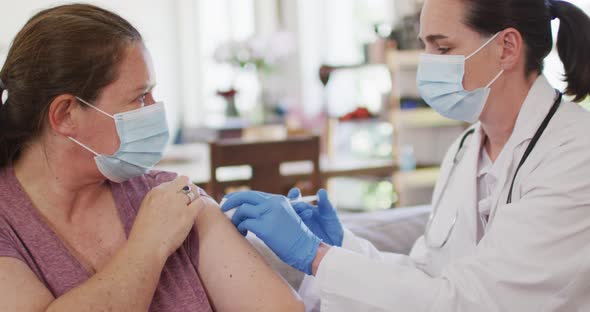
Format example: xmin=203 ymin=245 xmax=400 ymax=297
xmin=13 ymin=138 xmax=108 ymax=222
xmin=480 ymin=73 xmax=538 ymax=161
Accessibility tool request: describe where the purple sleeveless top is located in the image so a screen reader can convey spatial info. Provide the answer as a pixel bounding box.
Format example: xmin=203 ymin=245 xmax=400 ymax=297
xmin=0 ymin=167 xmax=212 ymax=311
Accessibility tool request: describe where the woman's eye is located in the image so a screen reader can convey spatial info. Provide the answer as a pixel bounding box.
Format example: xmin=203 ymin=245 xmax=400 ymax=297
xmin=438 ymin=47 xmax=451 ymax=54
xmin=136 ymin=94 xmax=147 ymax=105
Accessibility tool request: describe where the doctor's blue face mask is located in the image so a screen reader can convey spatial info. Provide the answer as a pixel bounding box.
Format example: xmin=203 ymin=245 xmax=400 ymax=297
xmin=417 ymin=32 xmax=504 ymax=123
xmin=68 ymin=97 xmax=170 ymax=183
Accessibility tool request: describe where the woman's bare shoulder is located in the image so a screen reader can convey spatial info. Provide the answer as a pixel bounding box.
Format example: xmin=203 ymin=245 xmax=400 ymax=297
xmin=193 ymin=197 xmax=304 ymax=311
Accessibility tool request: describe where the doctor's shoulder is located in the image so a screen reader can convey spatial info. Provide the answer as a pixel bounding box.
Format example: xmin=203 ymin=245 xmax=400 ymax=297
xmin=544 ymin=99 xmax=590 ymax=149
xmin=516 ymin=99 xmax=590 ymax=193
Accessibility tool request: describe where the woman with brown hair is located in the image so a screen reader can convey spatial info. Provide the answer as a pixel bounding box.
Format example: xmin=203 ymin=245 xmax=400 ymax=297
xmin=0 ymin=4 xmax=303 ymax=311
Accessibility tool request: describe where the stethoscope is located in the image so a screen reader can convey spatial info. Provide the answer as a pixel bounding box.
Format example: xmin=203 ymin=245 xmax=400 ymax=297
xmin=424 ymin=90 xmax=563 ymax=249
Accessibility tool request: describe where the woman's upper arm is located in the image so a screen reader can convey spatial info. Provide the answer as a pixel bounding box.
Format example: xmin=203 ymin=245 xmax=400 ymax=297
xmin=194 ymin=197 xmax=304 ymax=312
xmin=0 ymin=257 xmax=54 ymax=311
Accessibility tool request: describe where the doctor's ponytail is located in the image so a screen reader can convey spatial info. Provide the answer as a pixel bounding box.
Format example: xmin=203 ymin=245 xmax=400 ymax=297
xmin=549 ymin=0 xmax=590 ymax=102
xmin=462 ymin=0 xmax=590 ymax=102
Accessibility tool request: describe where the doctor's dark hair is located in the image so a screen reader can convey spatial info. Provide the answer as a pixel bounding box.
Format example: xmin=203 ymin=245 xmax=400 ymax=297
xmin=462 ymin=0 xmax=590 ymax=102
xmin=0 ymin=4 xmax=142 ymax=168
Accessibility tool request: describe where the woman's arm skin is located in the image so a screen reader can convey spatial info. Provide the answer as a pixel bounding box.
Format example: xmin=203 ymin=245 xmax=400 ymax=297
xmin=46 ymin=239 xmax=167 ymax=311
xmin=0 ymin=176 xmax=201 ymax=311
xmin=0 ymin=258 xmax=54 ymax=311
xmin=0 ymin=239 xmax=166 ymax=311
xmin=195 ymin=196 xmax=305 ymax=312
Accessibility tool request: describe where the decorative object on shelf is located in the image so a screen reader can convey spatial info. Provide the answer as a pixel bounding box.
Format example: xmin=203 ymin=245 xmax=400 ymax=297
xmin=400 ymin=97 xmax=429 ymax=110
xmin=389 ymin=11 xmax=424 ymax=50
xmin=328 ymin=177 xmax=397 ymax=211
xmin=364 ymin=23 xmax=397 ymax=65
xmin=214 ymin=32 xmax=295 ymax=122
xmin=339 ymin=107 xmax=376 ymax=121
xmin=399 ymin=145 xmax=417 ymax=171
xmin=328 ymin=117 xmax=393 ymax=160
xmin=214 ymin=31 xmax=294 ymax=72
xmin=216 ymin=88 xmax=239 ymax=117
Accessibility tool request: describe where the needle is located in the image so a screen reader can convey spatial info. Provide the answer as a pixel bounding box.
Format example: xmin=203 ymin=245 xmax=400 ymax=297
xmin=220 ymin=195 xmax=318 ymax=208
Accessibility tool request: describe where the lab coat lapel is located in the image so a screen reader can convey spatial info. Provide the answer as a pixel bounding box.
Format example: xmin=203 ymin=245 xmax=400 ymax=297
xmin=431 ymin=151 xmax=456 ymax=207
xmin=451 ymin=124 xmax=483 ymax=245
xmin=486 ymin=76 xmax=558 ymax=225
xmin=432 ymin=125 xmax=479 ymax=208
xmin=507 ymin=76 xmax=557 ymax=148
xmin=430 ymin=123 xmax=482 ymax=251
xmin=426 ymin=123 xmax=482 ymax=276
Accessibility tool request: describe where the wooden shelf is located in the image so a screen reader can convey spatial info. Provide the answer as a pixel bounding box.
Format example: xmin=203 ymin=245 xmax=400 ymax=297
xmin=394 ymin=167 xmax=440 ymax=189
xmin=393 ymin=167 xmax=440 ymax=207
xmin=386 ymin=49 xmax=422 ymax=70
xmin=395 ymin=108 xmax=464 ymax=129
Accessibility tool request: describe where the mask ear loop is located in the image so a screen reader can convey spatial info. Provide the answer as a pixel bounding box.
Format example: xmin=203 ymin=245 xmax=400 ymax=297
xmin=464 ymin=32 xmax=505 ymax=89
xmin=75 ymin=96 xmax=114 ymax=119
xmin=466 ymin=32 xmax=501 ymax=60
xmin=486 ymin=70 xmax=504 ymax=88
xmin=67 ymin=137 xmax=100 ymax=156
xmin=69 ymin=96 xmax=114 ymax=156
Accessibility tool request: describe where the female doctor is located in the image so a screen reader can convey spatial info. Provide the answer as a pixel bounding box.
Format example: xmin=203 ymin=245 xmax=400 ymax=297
xmin=221 ymin=0 xmax=590 ymax=310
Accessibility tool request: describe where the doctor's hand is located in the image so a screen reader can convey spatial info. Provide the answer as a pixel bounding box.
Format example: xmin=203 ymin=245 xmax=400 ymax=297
xmin=287 ymin=188 xmax=344 ymax=247
xmin=221 ymin=191 xmax=322 ymax=275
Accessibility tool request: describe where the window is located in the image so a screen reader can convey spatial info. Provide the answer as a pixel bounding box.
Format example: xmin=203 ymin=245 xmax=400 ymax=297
xmin=177 ymin=0 xmax=257 ymax=127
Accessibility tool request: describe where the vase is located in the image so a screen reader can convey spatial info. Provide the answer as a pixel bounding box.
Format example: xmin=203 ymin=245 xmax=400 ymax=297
xmin=217 ymin=89 xmax=240 ymax=118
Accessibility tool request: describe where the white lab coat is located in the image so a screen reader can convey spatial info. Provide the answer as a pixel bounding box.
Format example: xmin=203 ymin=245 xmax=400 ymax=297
xmin=299 ymin=76 xmax=590 ymax=311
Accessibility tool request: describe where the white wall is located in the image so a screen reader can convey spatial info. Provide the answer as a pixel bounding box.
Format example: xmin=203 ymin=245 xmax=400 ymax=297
xmin=0 ymin=0 xmax=184 ymax=134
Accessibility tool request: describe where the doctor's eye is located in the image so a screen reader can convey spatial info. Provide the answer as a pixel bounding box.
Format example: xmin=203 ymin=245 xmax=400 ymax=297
xmin=135 ymin=93 xmax=148 ymax=106
xmin=437 ymin=47 xmax=451 ymax=54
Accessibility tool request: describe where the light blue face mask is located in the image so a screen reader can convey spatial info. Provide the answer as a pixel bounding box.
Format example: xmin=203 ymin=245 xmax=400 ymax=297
xmin=68 ymin=97 xmax=170 ymax=183
xmin=417 ymin=32 xmax=504 ymax=123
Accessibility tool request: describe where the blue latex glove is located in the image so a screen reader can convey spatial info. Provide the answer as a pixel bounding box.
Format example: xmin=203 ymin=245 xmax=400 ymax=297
xmin=221 ymin=191 xmax=321 ymax=275
xmin=287 ymin=188 xmax=344 ymax=247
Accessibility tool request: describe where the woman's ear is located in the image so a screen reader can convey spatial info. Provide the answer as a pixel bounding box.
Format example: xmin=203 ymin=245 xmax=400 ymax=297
xmin=499 ymin=28 xmax=524 ymax=72
xmin=47 ymin=94 xmax=79 ymax=137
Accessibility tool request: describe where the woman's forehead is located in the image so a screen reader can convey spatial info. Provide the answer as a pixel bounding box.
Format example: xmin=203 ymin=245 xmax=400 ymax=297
xmin=106 ymin=44 xmax=156 ymax=96
xmin=419 ymin=0 xmax=468 ymax=41
xmin=118 ymin=45 xmax=155 ymax=85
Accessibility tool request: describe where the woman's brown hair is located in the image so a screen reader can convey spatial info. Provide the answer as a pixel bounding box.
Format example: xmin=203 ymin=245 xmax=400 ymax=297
xmin=0 ymin=4 xmax=142 ymax=168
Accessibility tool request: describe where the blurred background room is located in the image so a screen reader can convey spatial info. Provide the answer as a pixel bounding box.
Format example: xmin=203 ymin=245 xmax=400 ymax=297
xmin=2 ymin=0 xmax=590 ymax=212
